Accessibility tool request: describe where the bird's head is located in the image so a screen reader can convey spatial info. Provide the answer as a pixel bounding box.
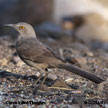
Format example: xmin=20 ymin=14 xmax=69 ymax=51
xmin=4 ymin=22 xmax=36 ymax=38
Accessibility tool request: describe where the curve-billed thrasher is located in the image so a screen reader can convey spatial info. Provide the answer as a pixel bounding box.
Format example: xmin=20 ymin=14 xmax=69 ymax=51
xmin=4 ymin=22 xmax=104 ymax=84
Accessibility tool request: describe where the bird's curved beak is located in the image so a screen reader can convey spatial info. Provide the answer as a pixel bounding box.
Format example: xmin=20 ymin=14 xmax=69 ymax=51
xmin=3 ymin=23 xmax=19 ymax=34
xmin=3 ymin=24 xmax=15 ymax=28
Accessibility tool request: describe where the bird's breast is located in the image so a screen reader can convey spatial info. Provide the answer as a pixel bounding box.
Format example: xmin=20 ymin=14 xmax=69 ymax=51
xmin=21 ymin=58 xmax=48 ymax=69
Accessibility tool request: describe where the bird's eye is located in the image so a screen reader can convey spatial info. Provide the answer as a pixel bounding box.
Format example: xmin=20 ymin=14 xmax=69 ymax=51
xmin=19 ymin=26 xmax=25 ymax=30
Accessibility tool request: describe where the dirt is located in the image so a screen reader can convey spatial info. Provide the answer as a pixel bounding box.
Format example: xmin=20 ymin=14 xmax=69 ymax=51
xmin=0 ymin=35 xmax=108 ymax=108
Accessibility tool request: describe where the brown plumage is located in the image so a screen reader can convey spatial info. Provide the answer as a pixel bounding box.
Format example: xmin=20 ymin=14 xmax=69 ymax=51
xmin=4 ymin=22 xmax=104 ymax=84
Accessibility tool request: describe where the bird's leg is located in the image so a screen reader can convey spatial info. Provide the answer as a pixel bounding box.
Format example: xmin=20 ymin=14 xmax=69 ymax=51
xmin=35 ymin=73 xmax=43 ymax=84
xmin=41 ymin=68 xmax=49 ymax=85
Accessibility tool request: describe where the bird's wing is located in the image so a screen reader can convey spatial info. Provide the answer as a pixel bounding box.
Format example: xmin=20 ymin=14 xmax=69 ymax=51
xmin=46 ymin=46 xmax=65 ymax=62
xmin=17 ymin=39 xmax=64 ymax=65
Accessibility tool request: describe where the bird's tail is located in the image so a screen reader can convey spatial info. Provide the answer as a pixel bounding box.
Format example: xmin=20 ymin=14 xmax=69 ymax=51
xmin=58 ymin=63 xmax=104 ymax=84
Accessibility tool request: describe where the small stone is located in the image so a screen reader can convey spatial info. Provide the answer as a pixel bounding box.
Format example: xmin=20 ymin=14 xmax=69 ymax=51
xmin=52 ymin=79 xmax=71 ymax=89
xmin=16 ymin=61 xmax=25 ymax=67
xmin=48 ymin=74 xmax=57 ymax=80
xmin=86 ymin=51 xmax=94 ymax=57
xmin=74 ymin=57 xmax=87 ymax=66
xmin=65 ymin=78 xmax=74 ymax=83
xmin=35 ymin=72 xmax=41 ymax=77
xmin=1 ymin=58 xmax=8 ymax=66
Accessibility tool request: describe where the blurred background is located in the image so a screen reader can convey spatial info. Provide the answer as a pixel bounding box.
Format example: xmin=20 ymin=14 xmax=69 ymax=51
xmin=0 ymin=0 xmax=108 ymax=49
xmin=0 ymin=1 xmax=108 ymax=106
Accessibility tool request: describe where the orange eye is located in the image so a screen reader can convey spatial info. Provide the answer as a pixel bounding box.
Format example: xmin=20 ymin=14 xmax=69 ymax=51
xmin=19 ymin=26 xmax=25 ymax=30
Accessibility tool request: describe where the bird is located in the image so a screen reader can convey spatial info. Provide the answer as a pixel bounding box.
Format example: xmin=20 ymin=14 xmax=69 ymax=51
xmin=4 ymin=22 xmax=104 ymax=84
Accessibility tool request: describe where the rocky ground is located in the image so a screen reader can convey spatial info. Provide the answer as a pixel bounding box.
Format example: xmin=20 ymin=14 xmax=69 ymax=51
xmin=0 ymin=33 xmax=108 ymax=108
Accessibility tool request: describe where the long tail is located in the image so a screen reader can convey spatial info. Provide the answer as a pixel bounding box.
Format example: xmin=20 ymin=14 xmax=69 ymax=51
xmin=58 ymin=64 xmax=104 ymax=84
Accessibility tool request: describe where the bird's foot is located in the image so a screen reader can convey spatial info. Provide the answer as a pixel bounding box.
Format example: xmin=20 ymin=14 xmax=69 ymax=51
xmin=35 ymin=72 xmax=49 ymax=85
